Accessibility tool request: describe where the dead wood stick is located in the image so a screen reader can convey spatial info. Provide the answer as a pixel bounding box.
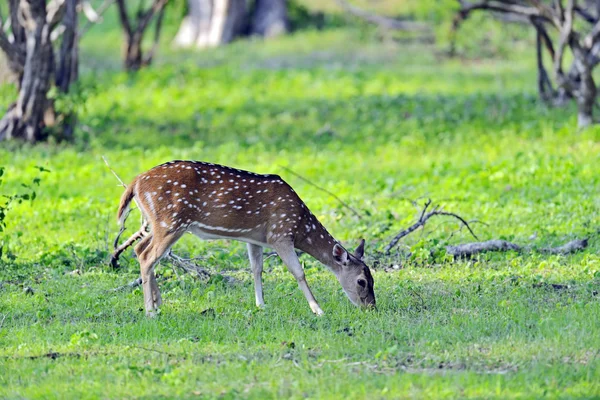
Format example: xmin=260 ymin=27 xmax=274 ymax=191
xmin=111 ymin=277 xmax=142 ymax=292
xmin=539 ymin=238 xmax=589 ymax=255
xmin=279 ymin=165 xmax=363 ymax=219
xmin=446 ymin=238 xmax=589 ymax=258
xmin=385 ymin=199 xmax=479 ymax=254
xmin=168 ymin=251 xmax=211 ymax=279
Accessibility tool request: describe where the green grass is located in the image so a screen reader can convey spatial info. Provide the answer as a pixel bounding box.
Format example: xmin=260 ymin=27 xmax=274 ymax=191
xmin=1 ymin=9 xmax=600 ymax=399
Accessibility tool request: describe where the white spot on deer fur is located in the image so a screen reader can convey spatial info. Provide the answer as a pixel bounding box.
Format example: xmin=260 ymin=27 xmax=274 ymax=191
xmin=144 ymin=192 xmax=155 ymax=213
xmin=181 ymin=184 xmax=187 ymax=188
xmin=312 ymin=224 xmax=316 ymax=230
xmin=158 ymin=196 xmax=163 ymax=201
xmin=167 ymin=180 xmax=172 ymax=183
xmin=203 ymin=202 xmax=207 ymax=206
xmin=210 ymin=180 xmax=215 ymax=184
xmin=160 ymin=221 xmax=168 ymax=228
xmin=250 ymin=180 xmax=255 ymax=183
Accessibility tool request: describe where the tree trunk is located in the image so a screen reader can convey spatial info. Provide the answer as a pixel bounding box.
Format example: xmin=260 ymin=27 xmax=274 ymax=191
xmin=174 ymin=0 xmax=247 ymax=49
xmin=206 ymin=0 xmax=246 ymax=47
xmin=56 ymin=0 xmax=79 ymax=140
xmin=124 ymin=32 xmax=144 ymax=71
xmin=0 ymin=0 xmax=54 ymax=142
xmin=570 ymin=43 xmax=597 ymax=128
xmin=116 ymin=0 xmax=168 ymax=71
xmin=251 ymin=0 xmax=287 ymax=38
xmin=576 ymin=67 xmax=596 ymax=128
xmin=173 ymin=0 xmax=213 ymax=48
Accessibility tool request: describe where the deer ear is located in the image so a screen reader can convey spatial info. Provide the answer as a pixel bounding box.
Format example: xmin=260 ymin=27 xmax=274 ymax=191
xmin=354 ymin=239 xmax=365 ymax=261
xmin=332 ymin=243 xmax=349 ymax=264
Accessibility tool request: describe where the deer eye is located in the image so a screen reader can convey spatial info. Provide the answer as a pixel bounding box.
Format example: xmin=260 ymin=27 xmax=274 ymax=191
xmin=357 ymin=278 xmax=367 ymax=288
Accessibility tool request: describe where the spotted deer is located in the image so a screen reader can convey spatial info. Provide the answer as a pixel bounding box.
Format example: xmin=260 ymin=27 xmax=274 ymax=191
xmin=117 ymin=160 xmax=375 ymax=316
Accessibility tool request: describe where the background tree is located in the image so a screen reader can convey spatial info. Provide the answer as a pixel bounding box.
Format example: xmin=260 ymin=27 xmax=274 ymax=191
xmin=173 ymin=0 xmax=288 ymax=49
xmin=115 ymin=0 xmax=169 ymax=71
xmin=454 ymin=0 xmax=600 ymax=128
xmin=0 ymin=0 xmax=80 ymax=142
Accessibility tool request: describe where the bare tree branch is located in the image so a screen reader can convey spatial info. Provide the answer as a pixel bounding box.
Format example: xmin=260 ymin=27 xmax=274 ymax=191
xmin=446 ymin=237 xmax=588 ymax=258
xmin=115 ymin=0 xmax=132 ymax=37
xmin=385 ymin=199 xmax=479 ymax=254
xmin=79 ymin=0 xmax=115 ymax=38
xmin=540 ymin=238 xmax=588 ymax=254
xmin=279 ymin=165 xmax=363 ymax=219
xmin=143 ymin=1 xmax=166 ymax=66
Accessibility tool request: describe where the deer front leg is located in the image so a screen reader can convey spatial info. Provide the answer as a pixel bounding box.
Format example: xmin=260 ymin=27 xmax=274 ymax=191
xmin=247 ymin=243 xmax=265 ymax=308
xmin=273 ymin=241 xmax=324 ymax=316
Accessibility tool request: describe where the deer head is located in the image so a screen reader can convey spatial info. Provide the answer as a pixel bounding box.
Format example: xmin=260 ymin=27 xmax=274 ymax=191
xmin=332 ymin=239 xmax=376 ymax=308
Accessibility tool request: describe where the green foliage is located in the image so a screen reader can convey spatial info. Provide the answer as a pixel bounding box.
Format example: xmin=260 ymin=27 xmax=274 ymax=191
xmin=0 ymin=7 xmax=599 ymax=399
xmin=0 ymin=166 xmax=49 ymax=259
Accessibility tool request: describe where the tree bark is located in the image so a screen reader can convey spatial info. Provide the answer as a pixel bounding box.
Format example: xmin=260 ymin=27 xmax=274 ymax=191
xmin=206 ymin=0 xmax=246 ymax=47
xmin=174 ymin=0 xmax=246 ymax=48
xmin=251 ymin=0 xmax=288 ymax=38
xmin=55 ymin=0 xmax=79 ymax=139
xmin=116 ymin=0 xmax=168 ymax=71
xmin=0 ymin=0 xmax=54 ymax=142
xmin=173 ymin=0 xmax=213 ymax=48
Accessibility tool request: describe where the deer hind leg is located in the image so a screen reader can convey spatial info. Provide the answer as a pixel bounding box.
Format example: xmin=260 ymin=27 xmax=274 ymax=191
xmin=272 ymin=240 xmax=324 ymax=316
xmin=135 ymin=230 xmax=184 ymax=316
xmin=247 ymin=243 xmax=264 ymax=308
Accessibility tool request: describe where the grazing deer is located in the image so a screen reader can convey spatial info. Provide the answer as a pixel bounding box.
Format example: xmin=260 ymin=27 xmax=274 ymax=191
xmin=117 ymin=160 xmax=375 ymax=316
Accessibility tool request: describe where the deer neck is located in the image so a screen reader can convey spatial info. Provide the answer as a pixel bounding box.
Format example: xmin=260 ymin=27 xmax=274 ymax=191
xmin=296 ymin=221 xmax=342 ymax=275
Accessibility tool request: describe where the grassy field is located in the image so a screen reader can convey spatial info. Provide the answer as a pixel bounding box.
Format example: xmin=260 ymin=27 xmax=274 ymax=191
xmin=1 ymin=4 xmax=600 ymax=399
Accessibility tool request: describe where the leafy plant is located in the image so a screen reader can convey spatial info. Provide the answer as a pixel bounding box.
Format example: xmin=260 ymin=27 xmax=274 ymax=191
xmin=0 ymin=166 xmax=49 ymax=259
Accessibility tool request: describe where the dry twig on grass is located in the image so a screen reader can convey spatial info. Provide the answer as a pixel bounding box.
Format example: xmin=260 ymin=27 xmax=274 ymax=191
xmin=446 ymin=238 xmax=588 ymax=258
xmin=385 ymin=198 xmax=589 ymax=260
xmin=385 ymin=199 xmax=479 ymax=254
xmin=279 ymin=165 xmax=362 ymax=219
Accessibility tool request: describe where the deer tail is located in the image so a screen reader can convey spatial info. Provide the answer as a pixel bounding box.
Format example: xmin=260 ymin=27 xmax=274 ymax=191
xmin=117 ymin=179 xmax=136 ymax=227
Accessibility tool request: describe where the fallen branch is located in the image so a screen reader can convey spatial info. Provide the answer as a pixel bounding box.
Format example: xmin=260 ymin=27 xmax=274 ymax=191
xmin=446 ymin=239 xmax=521 ymax=258
xmin=385 ymin=199 xmax=479 ymax=254
xmin=540 ymin=238 xmax=588 ymax=255
xmin=167 ymin=251 xmax=211 ymax=280
xmin=279 ymin=165 xmax=363 ymax=219
xmin=446 ymin=238 xmax=589 ymax=258
xmin=111 ymin=277 xmax=142 ymax=292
